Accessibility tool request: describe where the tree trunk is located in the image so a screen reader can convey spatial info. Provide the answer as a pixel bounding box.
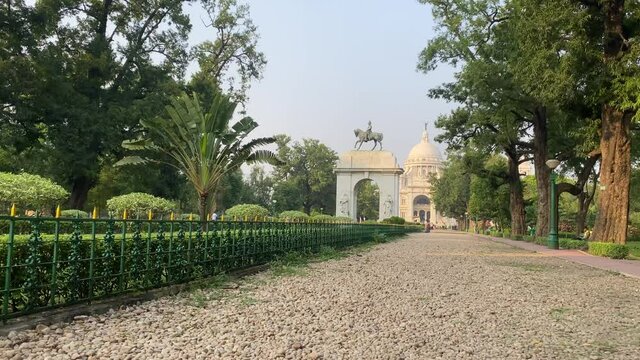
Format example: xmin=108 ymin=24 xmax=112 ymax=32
xmin=532 ymin=107 xmax=550 ymax=237
xmin=508 ymin=156 xmax=526 ymax=236
xmin=68 ymin=176 xmax=93 ymax=210
xmin=576 ymin=170 xmax=598 ymax=237
xmin=591 ymin=107 xmax=631 ymax=243
xmin=591 ymin=0 xmax=632 ymax=244
xmin=199 ymin=193 xmax=209 ymax=223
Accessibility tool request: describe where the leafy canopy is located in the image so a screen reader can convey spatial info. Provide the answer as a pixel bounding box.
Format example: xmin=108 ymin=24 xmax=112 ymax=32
xmin=0 ymin=172 xmax=68 ymax=210
xmin=106 ymin=193 xmax=175 ymax=217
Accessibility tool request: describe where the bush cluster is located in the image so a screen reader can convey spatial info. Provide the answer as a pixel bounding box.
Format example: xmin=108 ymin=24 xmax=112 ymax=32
xmin=559 ymin=239 xmax=588 ymax=250
xmin=588 ymin=242 xmax=629 ymax=259
xmin=60 ymin=210 xmax=89 ymax=219
xmin=106 ymin=193 xmax=175 ymax=217
xmin=225 ymin=204 xmax=269 ymax=220
xmin=278 ymin=211 xmax=309 ymax=221
xmin=0 ymin=172 xmax=69 ymax=211
xmin=382 ymin=216 xmax=405 ymax=225
xmin=310 ymin=214 xmax=334 ymax=222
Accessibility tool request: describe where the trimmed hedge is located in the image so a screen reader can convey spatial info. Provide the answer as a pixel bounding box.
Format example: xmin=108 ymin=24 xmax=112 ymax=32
xmin=588 ymin=242 xmax=629 ymax=259
xmin=60 ymin=210 xmax=89 ymax=219
xmin=278 ymin=211 xmax=309 ymax=221
xmin=382 ymin=216 xmax=406 ymax=225
xmin=559 ymin=239 xmax=588 ymax=250
xmin=225 ymin=204 xmax=269 ymax=220
xmin=310 ymin=214 xmax=334 ymax=222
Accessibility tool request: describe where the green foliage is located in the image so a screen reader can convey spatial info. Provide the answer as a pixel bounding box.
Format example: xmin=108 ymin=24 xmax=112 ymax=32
xmin=118 ymin=92 xmax=279 ymax=220
xmin=559 ymin=239 xmax=588 ymax=250
xmin=179 ymin=214 xmax=201 ymax=221
xmin=355 ymin=180 xmax=379 ymax=220
xmin=279 ymin=211 xmax=309 ymax=221
xmin=106 ymin=193 xmax=174 ymax=217
xmin=60 ymin=210 xmax=89 ymax=219
xmin=86 ymin=164 xmax=193 ymax=213
xmin=310 ymin=214 xmax=335 ymax=222
xmin=382 ymin=216 xmax=406 ymax=225
xmin=271 ymin=136 xmax=338 ymax=214
xmin=588 ymin=242 xmax=630 ymax=259
xmin=627 ymin=242 xmax=640 ymax=259
xmin=0 ymin=172 xmax=68 ymax=210
xmin=430 ymin=155 xmax=470 ymax=220
xmin=334 ymin=216 xmax=354 ymax=223
xmin=225 ymin=204 xmax=269 ymax=220
xmin=1 ymin=0 xmax=267 ymax=210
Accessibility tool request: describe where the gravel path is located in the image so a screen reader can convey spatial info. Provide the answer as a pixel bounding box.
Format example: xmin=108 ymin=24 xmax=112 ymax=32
xmin=2 ymin=232 xmax=640 ymax=360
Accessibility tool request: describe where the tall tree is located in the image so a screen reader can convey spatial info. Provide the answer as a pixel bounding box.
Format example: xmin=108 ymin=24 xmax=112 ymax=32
xmin=578 ymin=0 xmax=640 ymax=243
xmin=430 ymin=155 xmax=471 ymax=225
xmin=1 ymin=0 xmax=267 ymax=210
xmin=272 ymin=136 xmax=338 ymax=215
xmin=117 ymin=92 xmax=279 ymax=220
xmin=191 ymin=0 xmax=267 ymax=104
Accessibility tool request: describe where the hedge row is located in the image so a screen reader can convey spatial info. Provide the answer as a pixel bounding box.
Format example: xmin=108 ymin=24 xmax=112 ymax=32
xmin=587 ymin=242 xmax=629 ymax=259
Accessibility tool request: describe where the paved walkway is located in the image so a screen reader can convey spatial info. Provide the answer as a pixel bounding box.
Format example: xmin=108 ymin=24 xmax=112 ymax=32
xmin=2 ymin=232 xmax=640 ymax=359
xmin=471 ymin=233 xmax=640 ymax=279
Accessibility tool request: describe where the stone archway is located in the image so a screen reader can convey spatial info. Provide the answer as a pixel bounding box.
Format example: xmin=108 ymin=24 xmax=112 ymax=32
xmin=413 ymin=195 xmax=431 ymax=223
xmin=335 ymin=151 xmax=403 ymax=221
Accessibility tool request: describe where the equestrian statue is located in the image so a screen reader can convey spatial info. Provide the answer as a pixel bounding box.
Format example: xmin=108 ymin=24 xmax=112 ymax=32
xmin=354 ymin=121 xmax=384 ymax=150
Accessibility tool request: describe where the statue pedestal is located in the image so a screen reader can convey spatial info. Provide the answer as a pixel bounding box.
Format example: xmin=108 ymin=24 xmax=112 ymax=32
xmin=334 ymin=151 xmax=403 ymax=221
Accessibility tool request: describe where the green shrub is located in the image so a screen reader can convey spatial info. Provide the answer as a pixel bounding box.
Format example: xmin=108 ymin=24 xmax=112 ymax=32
xmin=559 ymin=231 xmax=580 ymax=240
xmin=588 ymin=242 xmax=629 ymax=259
xmin=278 ymin=210 xmax=309 ymax=221
xmin=512 ymin=235 xmax=523 ymax=241
xmin=0 ymin=172 xmax=69 ymax=211
xmin=106 ymin=193 xmax=174 ymax=217
xmin=502 ymin=230 xmax=511 ymax=238
xmin=310 ymin=214 xmax=334 ymax=222
xmin=559 ymin=239 xmax=588 ymax=250
xmin=534 ymin=237 xmax=547 ymax=246
xmin=179 ymin=213 xmax=200 ymax=221
xmin=334 ymin=216 xmax=353 ymax=223
xmin=60 ymin=210 xmax=89 ymax=219
xmin=382 ymin=216 xmax=405 ymax=225
xmin=495 ymin=232 xmax=503 ymax=238
xmin=225 ymin=204 xmax=269 ymax=220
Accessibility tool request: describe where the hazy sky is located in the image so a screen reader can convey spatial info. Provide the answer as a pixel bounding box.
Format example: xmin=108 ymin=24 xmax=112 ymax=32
xmin=187 ymin=0 xmax=457 ymax=164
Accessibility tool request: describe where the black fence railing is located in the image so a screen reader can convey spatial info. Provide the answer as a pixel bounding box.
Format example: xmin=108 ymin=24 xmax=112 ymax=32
xmin=0 ymin=216 xmax=420 ymax=322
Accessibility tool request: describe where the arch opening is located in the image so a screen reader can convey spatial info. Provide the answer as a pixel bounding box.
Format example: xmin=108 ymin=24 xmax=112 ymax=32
xmin=354 ymin=179 xmax=379 ymax=221
xmin=413 ymin=195 xmax=431 ymax=223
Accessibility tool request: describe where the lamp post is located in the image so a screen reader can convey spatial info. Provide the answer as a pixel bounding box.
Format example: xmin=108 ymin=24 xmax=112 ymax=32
xmin=546 ymin=159 xmax=561 ymax=249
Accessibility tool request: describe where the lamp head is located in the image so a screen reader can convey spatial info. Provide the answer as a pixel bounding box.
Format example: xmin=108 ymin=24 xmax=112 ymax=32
xmin=546 ymin=159 xmax=561 ymax=170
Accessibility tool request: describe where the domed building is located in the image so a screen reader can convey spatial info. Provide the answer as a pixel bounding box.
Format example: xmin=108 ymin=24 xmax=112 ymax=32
xmin=399 ymin=125 xmax=447 ymax=225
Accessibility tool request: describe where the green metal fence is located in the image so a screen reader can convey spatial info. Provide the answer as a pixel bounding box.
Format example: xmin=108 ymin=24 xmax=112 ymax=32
xmin=0 ymin=215 xmax=419 ymax=322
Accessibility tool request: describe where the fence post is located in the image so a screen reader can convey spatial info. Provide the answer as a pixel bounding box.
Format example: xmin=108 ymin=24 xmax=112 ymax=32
xmin=50 ymin=218 xmax=61 ymax=306
xmin=2 ymin=217 xmax=15 ymax=323
xmin=119 ymin=220 xmax=127 ymax=292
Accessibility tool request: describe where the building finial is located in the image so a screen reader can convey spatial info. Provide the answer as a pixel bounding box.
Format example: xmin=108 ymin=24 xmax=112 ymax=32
xmin=422 ymin=122 xmax=429 ymax=142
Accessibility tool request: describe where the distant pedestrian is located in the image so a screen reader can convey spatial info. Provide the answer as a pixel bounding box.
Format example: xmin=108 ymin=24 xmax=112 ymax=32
xmin=424 ymin=221 xmax=431 ymax=233
xmin=211 ymin=212 xmax=218 ymax=221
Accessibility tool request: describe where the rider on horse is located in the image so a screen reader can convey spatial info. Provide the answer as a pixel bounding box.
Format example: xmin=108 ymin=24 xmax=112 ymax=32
xmin=366 ymin=121 xmax=372 ymax=140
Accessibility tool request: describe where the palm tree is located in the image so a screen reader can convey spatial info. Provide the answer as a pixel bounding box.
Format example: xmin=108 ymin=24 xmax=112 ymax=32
xmin=116 ymin=92 xmax=279 ymax=221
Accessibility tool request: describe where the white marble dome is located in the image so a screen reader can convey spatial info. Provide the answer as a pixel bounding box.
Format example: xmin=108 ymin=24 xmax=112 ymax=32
xmin=405 ymin=128 xmax=442 ymax=166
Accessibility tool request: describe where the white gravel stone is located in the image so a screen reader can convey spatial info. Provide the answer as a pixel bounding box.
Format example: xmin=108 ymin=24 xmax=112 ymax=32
xmin=2 ymin=232 xmax=640 ymax=359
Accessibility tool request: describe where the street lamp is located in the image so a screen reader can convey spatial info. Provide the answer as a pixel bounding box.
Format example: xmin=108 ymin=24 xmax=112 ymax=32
xmin=546 ymin=159 xmax=561 ymax=249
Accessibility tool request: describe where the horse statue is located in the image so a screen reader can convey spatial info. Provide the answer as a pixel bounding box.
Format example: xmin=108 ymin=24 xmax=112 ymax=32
xmin=354 ymin=129 xmax=384 ymax=150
